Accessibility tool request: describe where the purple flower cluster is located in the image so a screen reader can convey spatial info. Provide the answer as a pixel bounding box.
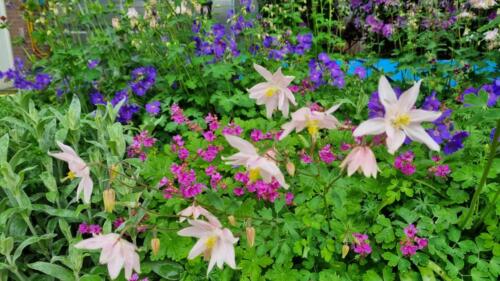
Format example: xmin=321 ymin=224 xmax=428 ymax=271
xmin=394 ymin=151 xmax=416 ymax=175
xmin=197 ymin=145 xmax=221 ymax=162
xmin=171 ymin=135 xmax=189 ymax=161
xmin=78 ymin=223 xmax=102 ymax=235
xmin=300 ymin=152 xmax=313 ymax=164
xmin=319 ymin=144 xmax=336 ymax=164
xmin=169 ymin=163 xmax=205 ymax=198
xmin=400 ymin=224 xmax=428 ymax=257
xmin=434 ymin=164 xmax=451 ymax=177
xmin=250 ymin=129 xmax=274 ymax=142
xmin=222 ymin=122 xmax=243 ymax=136
xmin=129 ymin=66 xmax=157 ymax=96
xmin=308 ymin=53 xmax=345 ymax=89
xmin=206 ymin=165 xmax=223 ymax=189
xmin=145 ymin=101 xmax=161 ymax=116
xmin=0 ymin=58 xmax=51 ymax=90
xmin=352 ymin=233 xmax=372 ymax=257
xmin=87 ymin=59 xmax=99 ymax=69
xmin=262 ymin=32 xmax=313 ymax=60
xmin=460 ymin=79 xmax=500 ymax=107
xmin=233 ymin=172 xmax=292 ymax=203
xmin=170 ymin=104 xmax=188 ymax=124
xmin=366 ymin=15 xmax=394 ymax=38
xmin=159 ymin=177 xmax=177 ymax=199
xmin=127 ymin=131 xmax=157 ymax=161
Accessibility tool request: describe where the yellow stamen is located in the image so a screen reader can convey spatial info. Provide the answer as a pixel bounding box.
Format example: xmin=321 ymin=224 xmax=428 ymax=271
xmin=306 ymin=118 xmax=319 ymax=136
xmin=249 ymin=168 xmax=260 ymax=182
xmin=67 ymin=171 xmax=76 ymax=180
xmin=392 ymin=114 xmax=411 ymax=128
xmin=205 ymin=235 xmax=217 ymax=250
xmin=265 ymin=87 xmax=278 ymax=97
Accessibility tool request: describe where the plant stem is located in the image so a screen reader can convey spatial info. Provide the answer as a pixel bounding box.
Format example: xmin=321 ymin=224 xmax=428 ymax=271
xmin=323 ymin=173 xmax=343 ymax=216
xmin=459 ymin=119 xmax=500 ymax=229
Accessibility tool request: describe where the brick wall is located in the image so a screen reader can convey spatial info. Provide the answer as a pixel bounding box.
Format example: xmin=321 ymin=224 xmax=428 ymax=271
xmin=5 ymin=0 xmax=30 ymax=61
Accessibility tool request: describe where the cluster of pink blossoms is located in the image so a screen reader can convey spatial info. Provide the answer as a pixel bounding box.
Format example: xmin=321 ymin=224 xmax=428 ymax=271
xmin=171 ymin=135 xmax=189 ymax=160
xmin=300 ymin=151 xmax=313 ymax=164
xmin=206 ymin=165 xmax=224 ymax=189
xmin=160 ymin=163 xmax=206 ymax=199
xmin=428 ymin=156 xmax=451 ymax=178
xmin=400 ymin=224 xmax=428 ymax=256
xmin=127 ymin=131 xmax=157 ymax=161
xmin=222 ymin=121 xmax=243 ymax=136
xmin=319 ymin=144 xmax=336 ymax=164
xmin=394 ymin=151 xmax=416 ymax=175
xmin=170 ymin=104 xmax=188 ymax=124
xmin=78 ymin=223 xmax=101 ymax=235
xmin=250 ymin=129 xmax=276 ymax=142
xmin=233 ymin=172 xmax=294 ymax=204
xmin=352 ymin=233 xmax=372 ymax=256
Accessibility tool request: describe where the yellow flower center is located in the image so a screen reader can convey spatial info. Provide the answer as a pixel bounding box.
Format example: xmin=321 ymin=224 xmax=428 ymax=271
xmin=306 ymin=119 xmax=319 ymax=136
xmin=392 ymin=114 xmax=411 ymax=128
xmin=249 ymin=168 xmax=260 ymax=181
xmin=205 ymin=235 xmax=218 ymax=250
xmin=265 ymin=87 xmax=278 ymax=97
xmin=66 ymin=171 xmax=77 ymax=180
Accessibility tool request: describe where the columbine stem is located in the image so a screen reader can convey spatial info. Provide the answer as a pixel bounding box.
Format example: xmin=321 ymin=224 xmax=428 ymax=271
xmin=323 ymin=173 xmax=343 ymax=216
xmin=460 ymin=119 xmax=500 ymax=229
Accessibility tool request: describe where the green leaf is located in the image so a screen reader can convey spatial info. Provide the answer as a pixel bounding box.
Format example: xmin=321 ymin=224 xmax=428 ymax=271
xmin=13 ymin=234 xmax=57 ymax=262
xmin=66 ymin=95 xmax=81 ymax=130
xmin=382 ymin=252 xmax=400 ymax=267
xmin=28 ymin=262 xmax=75 ymax=281
xmin=0 ymin=134 xmax=9 ymax=163
xmin=418 ymin=266 xmax=436 ymax=281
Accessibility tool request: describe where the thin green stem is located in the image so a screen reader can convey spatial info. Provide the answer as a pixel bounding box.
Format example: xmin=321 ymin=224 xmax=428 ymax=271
xmin=413 ymin=179 xmax=446 ymax=198
xmin=323 ymin=173 xmax=343 ymax=216
xmin=460 ymin=119 xmax=500 ymax=229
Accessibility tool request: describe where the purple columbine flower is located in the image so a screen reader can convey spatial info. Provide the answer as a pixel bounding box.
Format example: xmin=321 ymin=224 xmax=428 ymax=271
xmin=145 ymin=101 xmax=161 ymax=116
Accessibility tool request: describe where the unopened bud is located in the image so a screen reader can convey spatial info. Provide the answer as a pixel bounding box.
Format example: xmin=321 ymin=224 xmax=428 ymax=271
xmin=286 ymin=161 xmax=295 ymax=176
xmin=109 ymin=164 xmax=118 ymax=183
xmin=246 ymin=227 xmax=255 ymax=248
xmin=151 ymin=237 xmax=160 ymax=256
xmin=342 ymin=244 xmax=350 ymax=259
xmin=228 ymin=215 xmax=236 ymax=226
xmin=103 ymin=189 xmax=116 ymax=213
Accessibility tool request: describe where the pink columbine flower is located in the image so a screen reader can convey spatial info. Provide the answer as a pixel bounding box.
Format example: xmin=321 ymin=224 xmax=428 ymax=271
xmin=340 ymin=146 xmax=378 ymax=178
xmin=319 ymin=144 xmax=336 ymax=164
xmin=222 ymin=134 xmax=288 ymax=189
xmin=75 ymin=233 xmax=140 ymax=279
xmin=248 ymin=64 xmax=297 ymax=118
xmin=353 ymin=76 xmax=442 ymax=154
xmin=178 ymin=220 xmax=238 ymax=275
xmin=48 ymin=142 xmax=93 ymax=204
xmin=279 ymin=105 xmax=341 ymax=140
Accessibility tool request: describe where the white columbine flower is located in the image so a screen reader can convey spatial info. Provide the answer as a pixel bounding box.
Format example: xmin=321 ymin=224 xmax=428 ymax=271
xmin=178 ymin=219 xmax=238 ymax=276
xmin=353 ymin=76 xmax=442 ymax=154
xmin=48 ymin=141 xmax=93 ymax=203
xmin=222 ymin=134 xmax=288 ymax=189
xmin=248 ymin=64 xmax=297 ymax=118
xmin=279 ymin=105 xmax=341 ymax=140
xmin=74 ymin=233 xmax=140 ymax=280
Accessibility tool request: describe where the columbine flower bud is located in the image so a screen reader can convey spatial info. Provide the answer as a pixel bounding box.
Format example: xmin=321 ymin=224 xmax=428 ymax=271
xmin=342 ymin=244 xmax=350 ymax=258
xmin=151 ymin=237 xmax=160 ymax=256
xmin=111 ymin=17 xmax=120 ymax=29
xmin=228 ymin=215 xmax=236 ymax=226
xmin=109 ymin=164 xmax=118 ymax=183
xmin=286 ymin=161 xmax=295 ymax=176
xmin=103 ymin=189 xmax=116 ymax=213
xmin=246 ymin=227 xmax=255 ymax=248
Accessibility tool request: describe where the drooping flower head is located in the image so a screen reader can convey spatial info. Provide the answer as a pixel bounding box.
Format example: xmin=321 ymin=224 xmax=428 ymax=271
xmin=48 ymin=142 xmax=93 ymax=204
xmin=222 ymin=134 xmax=288 ymax=189
xmin=354 ymin=76 xmax=442 ymax=154
xmin=248 ymin=64 xmax=297 ymax=118
xmin=279 ymin=105 xmax=341 ymax=140
xmin=75 ymin=233 xmax=140 ymax=279
xmin=340 ymin=146 xmax=378 ymax=178
xmin=178 ymin=220 xmax=238 ymax=275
